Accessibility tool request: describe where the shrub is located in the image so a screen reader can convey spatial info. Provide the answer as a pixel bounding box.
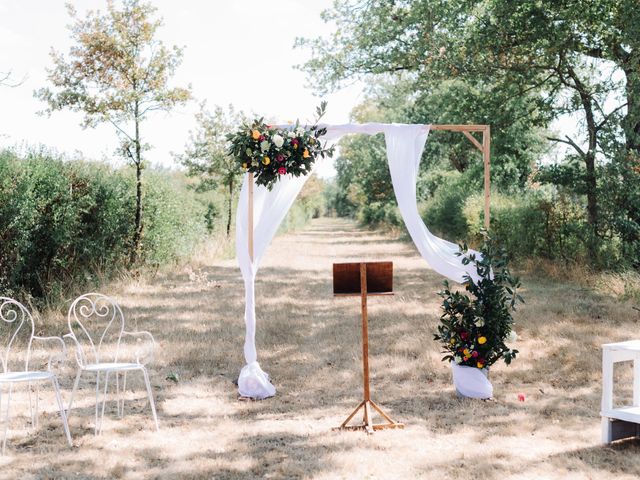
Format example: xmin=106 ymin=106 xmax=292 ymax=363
xmin=421 ymin=171 xmax=477 ymax=242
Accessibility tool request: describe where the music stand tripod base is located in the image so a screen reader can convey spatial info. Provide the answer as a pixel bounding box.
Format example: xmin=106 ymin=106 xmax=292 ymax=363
xmin=334 ymin=399 xmax=404 ymax=435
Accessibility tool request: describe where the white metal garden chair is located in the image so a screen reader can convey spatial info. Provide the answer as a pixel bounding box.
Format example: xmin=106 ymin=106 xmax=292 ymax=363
xmin=65 ymin=293 xmax=158 ymax=434
xmin=0 ymin=297 xmax=72 ymax=454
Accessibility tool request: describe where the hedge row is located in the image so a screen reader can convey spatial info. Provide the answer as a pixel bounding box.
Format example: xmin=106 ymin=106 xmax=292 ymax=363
xmin=0 ymin=148 xmax=208 ymax=301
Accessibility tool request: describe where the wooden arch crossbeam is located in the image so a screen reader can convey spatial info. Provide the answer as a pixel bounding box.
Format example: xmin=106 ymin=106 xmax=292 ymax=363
xmin=247 ymin=124 xmax=491 ymax=261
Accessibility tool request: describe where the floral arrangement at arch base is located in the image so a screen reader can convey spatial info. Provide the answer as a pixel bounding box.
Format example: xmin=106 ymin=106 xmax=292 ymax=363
xmin=434 ymin=231 xmax=523 ymax=373
xmin=226 ymin=102 xmax=334 ymax=190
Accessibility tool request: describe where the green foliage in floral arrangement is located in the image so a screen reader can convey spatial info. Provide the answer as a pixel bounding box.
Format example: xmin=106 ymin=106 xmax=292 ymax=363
xmin=434 ymin=231 xmax=523 ymax=369
xmin=226 ymin=102 xmax=334 ymax=190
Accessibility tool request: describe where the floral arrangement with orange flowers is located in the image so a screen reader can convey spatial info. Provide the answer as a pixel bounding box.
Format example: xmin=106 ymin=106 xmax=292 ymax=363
xmin=434 ymin=231 xmax=522 ymax=369
xmin=226 ymin=102 xmax=334 ymax=190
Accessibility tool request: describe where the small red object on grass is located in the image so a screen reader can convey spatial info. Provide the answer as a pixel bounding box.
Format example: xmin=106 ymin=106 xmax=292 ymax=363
xmin=518 ymin=393 xmax=526 ymax=402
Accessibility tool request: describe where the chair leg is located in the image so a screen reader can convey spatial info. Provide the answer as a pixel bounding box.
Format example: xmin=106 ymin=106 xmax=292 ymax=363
xmin=141 ymin=368 xmax=159 ymax=431
xmin=120 ymin=372 xmax=128 ymax=418
xmin=35 ymin=383 xmax=39 ymax=429
xmin=67 ymin=369 xmax=82 ymax=417
xmin=28 ymin=382 xmax=34 ymax=429
xmin=94 ymin=371 xmax=100 ymax=436
xmin=99 ymin=371 xmax=111 ymax=435
xmin=115 ymin=372 xmax=121 ymax=417
xmin=51 ymin=377 xmax=72 ymax=447
xmin=116 ymin=372 xmax=127 ymax=418
xmin=2 ymin=383 xmax=13 ymax=455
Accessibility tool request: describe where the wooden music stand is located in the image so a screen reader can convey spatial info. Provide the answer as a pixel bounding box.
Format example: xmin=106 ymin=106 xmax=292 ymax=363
xmin=332 ymin=261 xmax=405 ymax=434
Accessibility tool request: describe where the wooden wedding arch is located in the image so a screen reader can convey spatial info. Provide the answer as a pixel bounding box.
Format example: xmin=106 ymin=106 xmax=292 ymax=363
xmin=246 ymin=124 xmax=491 ymax=261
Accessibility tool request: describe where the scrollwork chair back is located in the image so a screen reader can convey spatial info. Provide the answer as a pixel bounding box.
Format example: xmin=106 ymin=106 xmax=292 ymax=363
xmin=67 ymin=293 xmax=125 ymax=367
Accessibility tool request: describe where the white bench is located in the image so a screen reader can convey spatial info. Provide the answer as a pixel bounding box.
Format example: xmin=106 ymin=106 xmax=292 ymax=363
xmin=601 ymin=340 xmax=640 ymax=443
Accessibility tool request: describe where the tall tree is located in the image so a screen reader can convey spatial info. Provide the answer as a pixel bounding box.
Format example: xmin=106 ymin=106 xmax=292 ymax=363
xmin=298 ymin=0 xmax=638 ymax=249
xmin=175 ymin=104 xmax=244 ymax=237
xmin=36 ymin=0 xmax=191 ymax=263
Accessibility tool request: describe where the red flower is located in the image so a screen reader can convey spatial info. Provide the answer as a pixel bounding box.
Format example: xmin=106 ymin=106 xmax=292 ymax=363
xmin=259 ymin=135 xmax=265 ymax=141
xmin=278 ymin=167 xmax=287 ymax=175
xmin=276 ymin=154 xmax=284 ymax=162
xmin=291 ymin=138 xmax=299 ymax=145
xmin=460 ymin=330 xmax=468 ymax=340
xmin=518 ymin=393 xmax=526 ymax=402
xmin=472 ymin=351 xmax=478 ymax=358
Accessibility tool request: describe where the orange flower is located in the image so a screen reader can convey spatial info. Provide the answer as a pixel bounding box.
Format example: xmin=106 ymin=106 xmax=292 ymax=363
xmin=251 ymin=130 xmax=260 ymax=140
xmin=477 ymin=362 xmax=484 ymax=368
xmin=303 ymin=148 xmax=310 ymax=158
xmin=478 ymin=336 xmax=487 ymax=345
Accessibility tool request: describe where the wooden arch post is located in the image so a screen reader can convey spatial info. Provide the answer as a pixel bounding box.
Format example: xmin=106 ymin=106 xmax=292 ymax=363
xmin=430 ymin=124 xmax=491 ymax=230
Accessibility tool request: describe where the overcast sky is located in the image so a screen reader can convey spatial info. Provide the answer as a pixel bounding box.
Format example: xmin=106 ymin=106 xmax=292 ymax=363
xmin=0 ymin=0 xmax=364 ymax=176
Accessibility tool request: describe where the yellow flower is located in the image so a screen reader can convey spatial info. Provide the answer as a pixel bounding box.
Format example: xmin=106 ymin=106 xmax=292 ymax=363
xmin=463 ymin=349 xmax=470 ymax=356
xmin=242 ymin=163 xmax=248 ymax=170
xmin=478 ymin=336 xmax=487 ymax=345
xmin=450 ymin=338 xmax=455 ymax=345
xmin=262 ymin=156 xmax=270 ymax=165
xmin=252 ymin=130 xmax=260 ymax=140
xmin=293 ymin=144 xmax=298 ymax=149
xmin=303 ymin=148 xmax=310 ymax=158
xmin=477 ymin=362 xmax=484 ymax=368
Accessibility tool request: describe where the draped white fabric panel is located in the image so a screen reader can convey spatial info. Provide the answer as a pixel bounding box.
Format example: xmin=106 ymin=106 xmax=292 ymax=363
xmin=235 ymin=123 xmax=482 ymax=399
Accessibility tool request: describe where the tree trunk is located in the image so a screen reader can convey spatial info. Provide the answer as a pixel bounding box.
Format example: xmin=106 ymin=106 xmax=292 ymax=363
xmin=624 ymin=66 xmax=640 ymax=154
xmin=565 ymin=61 xmax=600 ymax=256
xmin=584 ymin=151 xmax=598 ymax=227
xmin=131 ymin=103 xmax=143 ymax=265
xmin=226 ymin=177 xmax=233 ymax=237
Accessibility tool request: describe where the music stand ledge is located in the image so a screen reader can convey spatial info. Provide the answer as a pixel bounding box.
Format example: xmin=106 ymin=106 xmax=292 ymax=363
xmin=332 ymin=261 xmax=405 ymax=434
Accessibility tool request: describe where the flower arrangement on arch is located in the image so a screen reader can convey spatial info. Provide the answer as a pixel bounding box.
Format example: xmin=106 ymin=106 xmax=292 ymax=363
xmin=434 ymin=231 xmax=523 ymax=369
xmin=226 ymin=102 xmax=334 ymax=190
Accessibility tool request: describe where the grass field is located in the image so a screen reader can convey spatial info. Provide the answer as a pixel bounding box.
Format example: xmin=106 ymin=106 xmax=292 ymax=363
xmin=1 ymin=217 xmax=640 ymax=479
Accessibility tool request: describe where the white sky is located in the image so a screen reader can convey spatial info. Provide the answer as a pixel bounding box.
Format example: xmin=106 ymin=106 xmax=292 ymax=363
xmin=0 ymin=0 xmax=365 ymax=177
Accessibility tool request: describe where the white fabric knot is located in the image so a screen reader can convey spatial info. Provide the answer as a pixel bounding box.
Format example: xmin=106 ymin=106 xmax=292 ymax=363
xmin=238 ymin=361 xmax=276 ymax=399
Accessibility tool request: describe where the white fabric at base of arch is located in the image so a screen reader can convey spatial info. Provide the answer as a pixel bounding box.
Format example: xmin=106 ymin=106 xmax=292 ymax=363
xmin=451 ymin=363 xmax=493 ymax=399
xmin=236 ymin=122 xmax=482 ymax=399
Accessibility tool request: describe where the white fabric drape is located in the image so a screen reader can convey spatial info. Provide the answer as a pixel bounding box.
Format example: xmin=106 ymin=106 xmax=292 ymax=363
xmin=235 ymin=172 xmax=311 ymax=399
xmin=451 ymin=363 xmax=493 ymax=399
xmin=235 ymin=123 xmax=482 ymax=399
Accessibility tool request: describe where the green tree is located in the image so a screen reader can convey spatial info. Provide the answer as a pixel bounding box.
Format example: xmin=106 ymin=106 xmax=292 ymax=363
xmin=36 ymin=0 xmax=191 ymax=263
xmin=175 ymin=104 xmax=244 ymax=237
xmin=298 ymin=0 xmax=638 ymax=255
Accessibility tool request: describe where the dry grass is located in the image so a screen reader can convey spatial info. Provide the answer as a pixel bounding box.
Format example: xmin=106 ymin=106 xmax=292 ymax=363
xmin=2 ymin=217 xmax=640 ymax=479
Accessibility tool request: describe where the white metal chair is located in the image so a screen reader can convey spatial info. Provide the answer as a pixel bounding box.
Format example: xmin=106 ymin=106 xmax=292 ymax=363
xmin=0 ymin=297 xmax=72 ymax=454
xmin=65 ymin=293 xmax=158 ymax=434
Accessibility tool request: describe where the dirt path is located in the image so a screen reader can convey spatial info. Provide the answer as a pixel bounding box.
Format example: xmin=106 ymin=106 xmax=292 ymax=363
xmin=2 ymin=218 xmax=639 ymax=479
